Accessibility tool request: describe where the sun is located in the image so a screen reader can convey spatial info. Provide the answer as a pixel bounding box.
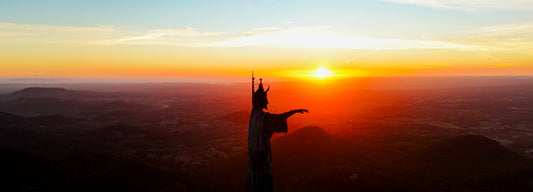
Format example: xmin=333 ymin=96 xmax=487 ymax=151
xmin=312 ymin=66 xmax=333 ymax=78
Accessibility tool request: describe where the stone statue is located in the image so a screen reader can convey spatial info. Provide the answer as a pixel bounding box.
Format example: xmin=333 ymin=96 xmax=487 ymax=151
xmin=248 ymin=72 xmax=308 ymax=192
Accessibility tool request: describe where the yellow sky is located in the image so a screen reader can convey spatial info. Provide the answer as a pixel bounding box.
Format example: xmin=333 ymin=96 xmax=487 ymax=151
xmin=2 ymin=42 xmax=531 ymax=79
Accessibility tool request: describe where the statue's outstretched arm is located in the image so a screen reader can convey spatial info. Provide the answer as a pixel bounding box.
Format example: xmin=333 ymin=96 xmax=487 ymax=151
xmin=282 ymin=109 xmax=308 ymax=118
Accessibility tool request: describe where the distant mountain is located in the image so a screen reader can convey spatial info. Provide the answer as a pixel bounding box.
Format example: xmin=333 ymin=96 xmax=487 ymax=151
xmin=8 ymin=87 xmax=80 ymax=98
xmin=0 ymin=87 xmax=147 ymax=117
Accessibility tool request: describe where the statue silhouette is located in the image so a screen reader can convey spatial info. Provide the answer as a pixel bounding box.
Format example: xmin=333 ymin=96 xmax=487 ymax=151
xmin=248 ymin=72 xmax=308 ymax=192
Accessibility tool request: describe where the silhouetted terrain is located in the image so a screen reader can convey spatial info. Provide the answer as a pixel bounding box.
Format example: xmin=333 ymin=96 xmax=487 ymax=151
xmin=1 ymin=77 xmax=533 ymax=191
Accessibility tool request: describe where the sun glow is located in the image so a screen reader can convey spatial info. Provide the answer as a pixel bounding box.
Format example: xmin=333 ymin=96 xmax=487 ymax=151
xmin=312 ymin=66 xmax=333 ymax=78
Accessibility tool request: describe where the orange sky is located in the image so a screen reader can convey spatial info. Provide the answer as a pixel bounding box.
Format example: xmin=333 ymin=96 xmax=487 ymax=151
xmin=2 ymin=44 xmax=531 ymax=80
xmin=1 ymin=1 xmax=533 ymax=81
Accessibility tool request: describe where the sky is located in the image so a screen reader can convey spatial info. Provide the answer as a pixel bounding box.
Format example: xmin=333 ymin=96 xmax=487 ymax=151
xmin=1 ymin=0 xmax=533 ymax=81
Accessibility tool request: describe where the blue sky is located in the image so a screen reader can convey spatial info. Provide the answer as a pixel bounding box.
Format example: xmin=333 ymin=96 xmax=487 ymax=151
xmin=2 ymin=0 xmax=531 ymax=33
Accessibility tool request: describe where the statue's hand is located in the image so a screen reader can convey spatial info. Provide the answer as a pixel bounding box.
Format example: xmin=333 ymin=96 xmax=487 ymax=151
xmin=295 ymin=109 xmax=309 ymax=114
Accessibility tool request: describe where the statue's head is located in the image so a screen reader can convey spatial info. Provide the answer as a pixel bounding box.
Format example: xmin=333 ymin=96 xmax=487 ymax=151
xmin=252 ymin=78 xmax=269 ymax=109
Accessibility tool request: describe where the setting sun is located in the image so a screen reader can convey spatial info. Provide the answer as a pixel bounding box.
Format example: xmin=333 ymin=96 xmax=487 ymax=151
xmin=312 ymin=66 xmax=333 ymax=78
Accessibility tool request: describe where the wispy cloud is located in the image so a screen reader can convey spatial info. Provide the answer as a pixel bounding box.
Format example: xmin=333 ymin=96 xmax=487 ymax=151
xmin=0 ymin=22 xmax=488 ymax=51
xmin=112 ymin=26 xmax=288 ymax=46
xmin=448 ymin=23 xmax=533 ymax=51
xmin=117 ymin=25 xmax=482 ymax=51
xmin=381 ymin=0 xmax=533 ymax=10
xmin=114 ymin=27 xmax=227 ymax=46
xmin=119 ymin=28 xmax=196 ymax=41
xmin=206 ymin=26 xmax=483 ymax=51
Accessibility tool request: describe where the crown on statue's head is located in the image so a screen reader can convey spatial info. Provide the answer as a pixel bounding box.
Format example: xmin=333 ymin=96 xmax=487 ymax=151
xmin=255 ymin=78 xmax=269 ymax=93
xmin=252 ymin=72 xmax=269 ymax=108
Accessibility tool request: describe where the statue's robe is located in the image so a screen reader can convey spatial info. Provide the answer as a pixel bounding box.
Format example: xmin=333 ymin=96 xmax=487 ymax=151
xmin=248 ymin=108 xmax=288 ymax=192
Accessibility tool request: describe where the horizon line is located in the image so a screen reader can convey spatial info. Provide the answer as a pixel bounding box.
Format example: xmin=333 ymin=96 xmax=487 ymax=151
xmin=2 ymin=75 xmax=533 ymax=84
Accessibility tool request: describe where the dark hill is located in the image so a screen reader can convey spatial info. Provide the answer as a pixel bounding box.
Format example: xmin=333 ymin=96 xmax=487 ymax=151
xmin=0 ymin=112 xmax=78 ymax=128
xmin=274 ymin=126 xmax=330 ymax=145
xmin=0 ymin=147 xmax=176 ymax=192
xmin=415 ymin=134 xmax=533 ymax=191
xmin=192 ymin=128 xmax=533 ymax=192
xmin=55 ymin=159 xmax=176 ymax=192
xmin=271 ymin=126 xmax=372 ymax=191
xmin=421 ymin=134 xmax=523 ymax=164
xmin=0 ymin=147 xmax=57 ymax=191
xmin=0 ymin=112 xmax=23 ymax=124
xmin=193 ymin=126 xmax=374 ymax=192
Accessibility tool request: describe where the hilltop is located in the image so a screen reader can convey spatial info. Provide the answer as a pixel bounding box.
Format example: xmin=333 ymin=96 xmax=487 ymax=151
xmin=1 ymin=82 xmax=533 ymax=191
xmin=192 ymin=126 xmax=533 ymax=191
